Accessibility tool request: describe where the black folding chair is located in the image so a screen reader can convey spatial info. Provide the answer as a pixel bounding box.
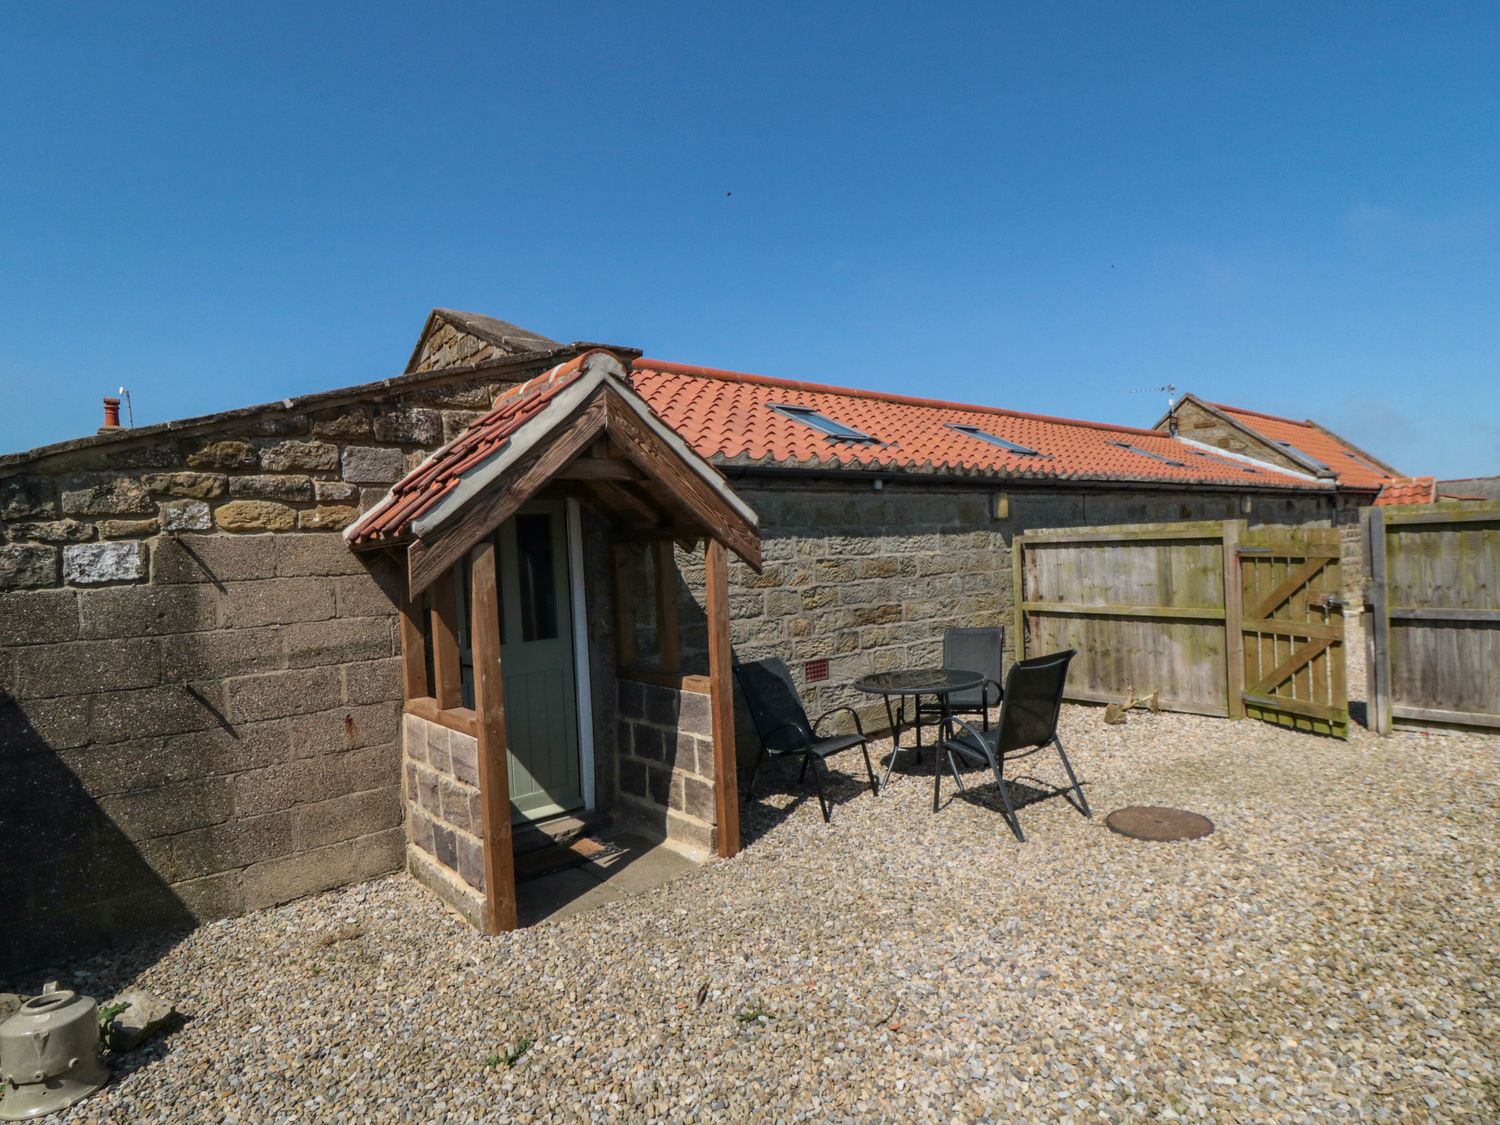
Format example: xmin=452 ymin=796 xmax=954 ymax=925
xmin=937 ymin=649 xmax=1090 ymax=841
xmin=733 ymin=657 xmax=879 ymax=822
xmin=915 ymin=626 xmax=1005 ymax=737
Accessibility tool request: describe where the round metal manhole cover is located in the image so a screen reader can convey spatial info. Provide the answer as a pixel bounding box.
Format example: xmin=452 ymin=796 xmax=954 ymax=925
xmin=1106 ymin=806 xmax=1214 ymax=842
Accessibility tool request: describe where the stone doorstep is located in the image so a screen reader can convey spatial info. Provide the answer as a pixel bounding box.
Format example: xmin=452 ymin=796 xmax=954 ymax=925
xmin=509 ymin=809 xmax=610 ymax=857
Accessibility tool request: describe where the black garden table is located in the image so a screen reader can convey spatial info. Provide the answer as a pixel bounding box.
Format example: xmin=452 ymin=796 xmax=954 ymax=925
xmin=854 ymin=667 xmax=986 ymax=811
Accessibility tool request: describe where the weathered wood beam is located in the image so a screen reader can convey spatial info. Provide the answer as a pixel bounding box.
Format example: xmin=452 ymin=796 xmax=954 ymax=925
xmin=407 ymin=396 xmax=606 ymax=596
xmin=593 ymin=479 xmax=665 ymax=527
xmin=611 ymin=525 xmax=703 ymax=543
xmin=1018 ymin=601 xmax=1226 ymax=621
xmin=556 ymin=459 xmax=644 ymax=481
xmin=470 ymin=539 xmax=517 ymax=933
xmin=429 ymin=569 xmax=463 ymax=711
xmin=603 ymin=386 xmax=761 ymax=571
xmin=397 ymin=584 xmax=429 ymax=702
xmin=705 ymin=540 xmax=740 ymax=858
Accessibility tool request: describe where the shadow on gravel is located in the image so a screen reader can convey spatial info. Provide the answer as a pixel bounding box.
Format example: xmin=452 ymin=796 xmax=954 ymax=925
xmin=739 ymin=754 xmax=874 ymax=845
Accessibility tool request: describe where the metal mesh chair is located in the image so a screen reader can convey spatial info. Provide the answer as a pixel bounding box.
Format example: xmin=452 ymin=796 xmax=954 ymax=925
xmin=915 ymin=626 xmax=1005 ymax=736
xmin=938 ymin=649 xmax=1089 ymax=840
xmin=734 ymin=657 xmax=878 ymax=822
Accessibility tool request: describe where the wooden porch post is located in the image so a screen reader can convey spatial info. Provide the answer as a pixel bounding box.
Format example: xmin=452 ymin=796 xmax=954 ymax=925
xmin=430 ymin=569 xmax=463 ymax=711
xmin=397 ymin=586 xmax=429 ymax=702
xmin=470 ymin=540 xmax=517 ymax=932
xmin=705 ymin=539 xmax=740 ymax=858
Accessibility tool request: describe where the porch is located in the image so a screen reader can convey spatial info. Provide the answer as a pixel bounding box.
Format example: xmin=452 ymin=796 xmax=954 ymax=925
xmin=346 ymin=350 xmax=761 ymax=932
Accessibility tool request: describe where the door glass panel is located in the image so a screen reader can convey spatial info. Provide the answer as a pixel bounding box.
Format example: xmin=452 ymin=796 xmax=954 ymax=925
xmin=515 ymin=513 xmax=559 ymax=642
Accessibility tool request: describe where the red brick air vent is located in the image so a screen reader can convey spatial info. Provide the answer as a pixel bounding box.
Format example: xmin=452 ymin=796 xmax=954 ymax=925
xmin=804 ymin=658 xmax=829 ymax=684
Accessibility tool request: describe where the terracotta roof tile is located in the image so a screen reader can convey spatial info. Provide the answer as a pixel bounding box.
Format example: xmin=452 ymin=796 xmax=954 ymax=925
xmin=632 ymin=361 xmax=1329 ymax=490
xmin=346 ymin=351 xmax=597 ymax=546
xmin=1373 ymin=476 xmax=1437 ymax=506
xmin=1208 ymin=402 xmax=1396 ymax=490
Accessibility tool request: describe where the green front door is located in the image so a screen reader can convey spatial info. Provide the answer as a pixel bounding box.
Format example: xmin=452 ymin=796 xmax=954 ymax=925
xmin=462 ymin=500 xmax=584 ymax=822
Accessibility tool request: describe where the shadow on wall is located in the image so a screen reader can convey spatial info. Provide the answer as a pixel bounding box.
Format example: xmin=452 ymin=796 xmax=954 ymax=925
xmin=0 ymin=699 xmax=195 ymax=981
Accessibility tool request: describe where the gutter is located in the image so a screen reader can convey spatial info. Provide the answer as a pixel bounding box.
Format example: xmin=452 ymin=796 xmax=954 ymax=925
xmin=717 ymin=462 xmax=1338 ymax=496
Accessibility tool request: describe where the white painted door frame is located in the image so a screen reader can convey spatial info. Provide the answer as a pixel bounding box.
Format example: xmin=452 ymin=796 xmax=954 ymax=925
xmin=565 ymin=498 xmax=597 ymax=811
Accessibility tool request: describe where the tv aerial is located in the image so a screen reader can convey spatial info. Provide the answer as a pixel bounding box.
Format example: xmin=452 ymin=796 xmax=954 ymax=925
xmin=1132 ymin=383 xmax=1179 ymax=435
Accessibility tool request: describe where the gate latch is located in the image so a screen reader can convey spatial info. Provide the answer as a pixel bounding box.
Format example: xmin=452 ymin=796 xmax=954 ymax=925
xmin=1310 ymin=593 xmax=1345 ymax=618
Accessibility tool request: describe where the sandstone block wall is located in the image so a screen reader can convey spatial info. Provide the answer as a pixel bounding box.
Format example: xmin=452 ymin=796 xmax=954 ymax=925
xmin=402 ymin=713 xmax=486 ymax=928
xmin=671 ymin=479 xmax=1344 ymax=764
xmin=0 ymin=365 xmax=543 ymax=970
xmin=614 ymin=680 xmax=717 ymax=856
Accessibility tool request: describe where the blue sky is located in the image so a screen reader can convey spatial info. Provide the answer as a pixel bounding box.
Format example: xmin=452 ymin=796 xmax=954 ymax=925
xmin=2 ymin=2 xmax=1496 ymax=477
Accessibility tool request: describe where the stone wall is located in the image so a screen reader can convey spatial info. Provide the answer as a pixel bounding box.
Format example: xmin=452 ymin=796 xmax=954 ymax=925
xmin=0 ymin=364 xmax=543 ymax=971
xmin=675 ymin=478 xmax=1345 ymax=762
xmin=1167 ymin=400 xmax=1313 ymax=477
xmin=402 ymin=713 xmax=485 ymax=928
xmin=614 ymin=680 xmax=717 ymax=857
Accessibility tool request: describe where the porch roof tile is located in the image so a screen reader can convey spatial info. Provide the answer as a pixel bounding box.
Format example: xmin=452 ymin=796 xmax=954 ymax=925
xmin=346 ymin=351 xmax=596 ymax=547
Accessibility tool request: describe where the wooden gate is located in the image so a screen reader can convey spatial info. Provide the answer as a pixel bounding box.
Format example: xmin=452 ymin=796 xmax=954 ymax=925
xmin=1014 ymin=520 xmax=1348 ymax=737
xmin=1235 ymin=526 xmax=1348 ymax=738
xmin=1365 ymin=502 xmax=1500 ymax=733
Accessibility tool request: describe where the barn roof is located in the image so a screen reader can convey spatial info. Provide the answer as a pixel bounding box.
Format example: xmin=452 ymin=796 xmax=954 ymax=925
xmin=630 ymin=360 xmax=1332 ymax=491
xmin=1201 ymin=401 xmax=1400 ymax=491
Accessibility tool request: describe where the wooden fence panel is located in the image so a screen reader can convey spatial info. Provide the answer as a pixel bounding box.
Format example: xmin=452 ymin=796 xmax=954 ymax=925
xmin=1016 ymin=519 xmax=1349 ymax=733
xmin=1016 ymin=521 xmax=1233 ymax=717
xmin=1368 ymin=502 xmax=1500 ymax=731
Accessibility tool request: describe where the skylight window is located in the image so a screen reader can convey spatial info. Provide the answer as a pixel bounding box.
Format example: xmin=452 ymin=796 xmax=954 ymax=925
xmin=1188 ymin=449 xmax=1259 ymax=474
xmin=1276 ymin=441 xmax=1330 ymax=471
xmin=1108 ymin=441 xmax=1186 ymax=468
xmin=771 ymin=404 xmax=875 ymax=442
xmin=946 ymin=424 xmax=1041 ymax=456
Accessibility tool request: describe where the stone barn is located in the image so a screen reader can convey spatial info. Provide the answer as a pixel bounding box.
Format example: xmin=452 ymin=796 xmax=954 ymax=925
xmin=0 ymin=309 xmax=1342 ymax=970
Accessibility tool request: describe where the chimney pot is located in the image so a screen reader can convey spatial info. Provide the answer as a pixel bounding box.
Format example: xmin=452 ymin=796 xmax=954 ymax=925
xmin=101 ymin=397 xmax=122 ymax=430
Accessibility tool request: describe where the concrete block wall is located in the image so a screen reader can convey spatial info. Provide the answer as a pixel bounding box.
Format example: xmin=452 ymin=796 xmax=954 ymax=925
xmin=0 ymin=366 xmax=540 ymax=971
xmin=614 ymin=680 xmax=717 ymax=857
xmin=402 ymin=713 xmax=486 ymax=929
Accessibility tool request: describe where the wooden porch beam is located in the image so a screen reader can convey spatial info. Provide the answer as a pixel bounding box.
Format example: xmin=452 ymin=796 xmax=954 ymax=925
xmin=603 ymin=387 xmax=762 ymax=571
xmin=397 ymin=585 xmax=429 ymax=702
xmin=429 ymin=569 xmax=463 ymax=711
xmin=556 ymin=459 xmax=644 ymax=481
xmin=705 ymin=539 xmax=740 ymax=858
xmin=470 ymin=538 xmax=517 ymax=933
xmin=407 ymin=396 xmax=607 ymax=597
xmin=611 ymin=525 xmax=703 ymax=544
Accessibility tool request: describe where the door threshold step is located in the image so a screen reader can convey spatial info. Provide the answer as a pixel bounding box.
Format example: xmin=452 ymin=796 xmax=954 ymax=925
xmin=512 ymin=810 xmax=608 ymax=856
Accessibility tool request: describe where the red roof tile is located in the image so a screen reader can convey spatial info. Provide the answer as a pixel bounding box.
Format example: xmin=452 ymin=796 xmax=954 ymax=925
xmin=631 ymin=361 xmax=1329 ymax=490
xmin=1373 ymin=476 xmax=1436 ymax=506
xmin=347 ymin=351 xmax=597 ymax=546
xmin=1208 ymin=402 xmax=1396 ymax=491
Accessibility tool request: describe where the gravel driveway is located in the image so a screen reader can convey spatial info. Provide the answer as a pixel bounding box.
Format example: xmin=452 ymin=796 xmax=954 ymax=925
xmin=19 ymin=626 xmax=1500 ymax=1123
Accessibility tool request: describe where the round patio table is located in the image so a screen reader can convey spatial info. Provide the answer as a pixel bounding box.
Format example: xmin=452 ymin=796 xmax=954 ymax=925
xmin=854 ymin=667 xmax=985 ymax=811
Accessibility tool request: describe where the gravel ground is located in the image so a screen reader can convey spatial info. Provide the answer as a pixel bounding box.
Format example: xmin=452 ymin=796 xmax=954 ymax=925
xmin=15 ymin=623 xmax=1500 ymax=1123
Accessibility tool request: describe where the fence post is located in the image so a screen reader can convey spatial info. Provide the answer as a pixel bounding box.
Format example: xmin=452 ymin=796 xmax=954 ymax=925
xmin=1221 ymin=519 xmax=1246 ymax=719
xmin=1011 ymin=534 xmax=1027 ymax=663
xmin=1365 ymin=507 xmax=1393 ymax=734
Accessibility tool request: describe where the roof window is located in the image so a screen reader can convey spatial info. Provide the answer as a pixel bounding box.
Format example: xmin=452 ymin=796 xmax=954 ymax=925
xmin=1188 ymin=449 xmax=1260 ymax=474
xmin=1276 ymin=440 xmax=1330 ymax=471
xmin=947 ymin=424 xmax=1041 ymax=456
xmin=1108 ymin=441 xmax=1186 ymax=468
xmin=771 ymin=404 xmax=875 ymax=442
